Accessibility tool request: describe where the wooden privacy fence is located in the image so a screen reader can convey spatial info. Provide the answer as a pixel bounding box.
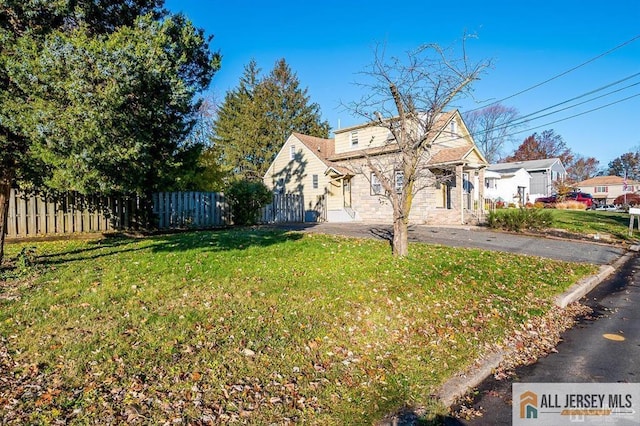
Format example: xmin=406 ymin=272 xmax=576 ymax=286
xmin=153 ymin=192 xmax=230 ymax=229
xmin=5 ymin=190 xmax=304 ymax=238
xmin=260 ymin=193 xmax=304 ymax=223
xmin=5 ymin=189 xmax=144 ymax=238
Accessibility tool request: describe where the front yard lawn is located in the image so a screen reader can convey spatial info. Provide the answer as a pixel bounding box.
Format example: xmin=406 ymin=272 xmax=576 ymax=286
xmin=549 ymin=209 xmax=632 ymax=241
xmin=0 ymin=229 xmax=597 ymax=424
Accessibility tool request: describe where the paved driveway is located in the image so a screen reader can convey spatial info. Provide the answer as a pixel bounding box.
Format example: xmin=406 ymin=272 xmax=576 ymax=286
xmin=274 ymin=223 xmax=625 ymax=265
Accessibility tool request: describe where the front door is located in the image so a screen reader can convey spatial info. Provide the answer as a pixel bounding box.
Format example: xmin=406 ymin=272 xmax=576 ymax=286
xmin=343 ymin=178 xmax=351 ymax=208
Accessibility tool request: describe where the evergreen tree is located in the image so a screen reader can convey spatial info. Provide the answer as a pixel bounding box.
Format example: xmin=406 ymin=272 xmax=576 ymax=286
xmin=214 ymin=59 xmax=330 ymax=180
xmin=0 ymin=1 xmax=220 ymax=263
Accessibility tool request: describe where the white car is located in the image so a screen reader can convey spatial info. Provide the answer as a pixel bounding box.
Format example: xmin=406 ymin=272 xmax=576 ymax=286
xmin=595 ymin=204 xmax=618 ymax=211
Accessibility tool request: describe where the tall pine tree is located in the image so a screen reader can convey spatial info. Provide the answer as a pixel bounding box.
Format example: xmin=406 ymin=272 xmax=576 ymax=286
xmin=0 ymin=1 xmax=219 ymax=263
xmin=214 ymin=59 xmax=330 ymax=180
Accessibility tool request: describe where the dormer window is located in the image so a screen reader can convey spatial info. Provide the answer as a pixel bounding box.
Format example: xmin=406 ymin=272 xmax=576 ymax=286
xmin=351 ymin=130 xmax=359 ymax=146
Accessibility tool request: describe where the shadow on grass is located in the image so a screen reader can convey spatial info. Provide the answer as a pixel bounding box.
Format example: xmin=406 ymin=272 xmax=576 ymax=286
xmin=31 ymin=227 xmax=304 ymax=267
xmin=149 ymin=227 xmax=304 ymax=253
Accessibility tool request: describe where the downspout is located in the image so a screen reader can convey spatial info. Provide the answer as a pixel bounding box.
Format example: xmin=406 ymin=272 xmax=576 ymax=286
xmin=460 ymin=168 xmax=464 ymax=224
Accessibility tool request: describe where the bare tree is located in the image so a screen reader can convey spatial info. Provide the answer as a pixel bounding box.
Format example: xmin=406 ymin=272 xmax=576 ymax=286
xmin=344 ymin=40 xmax=490 ymax=256
xmin=463 ymin=104 xmax=520 ymax=163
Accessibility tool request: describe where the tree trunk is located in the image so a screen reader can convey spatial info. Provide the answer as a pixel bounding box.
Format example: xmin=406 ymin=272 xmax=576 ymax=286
xmin=392 ymin=215 xmax=409 ymax=257
xmin=0 ymin=178 xmax=11 ymax=265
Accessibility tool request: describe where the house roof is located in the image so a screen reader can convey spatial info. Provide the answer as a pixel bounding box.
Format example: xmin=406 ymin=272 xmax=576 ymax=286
xmin=576 ymin=175 xmax=640 ymax=186
xmin=333 ymin=110 xmax=455 ymax=135
xmin=292 ymin=132 xmax=335 ymax=159
xmin=490 ymin=158 xmax=563 ymax=172
xmin=327 ymin=143 xmax=399 ymax=162
xmin=427 ymin=144 xmax=476 ymax=165
xmin=291 ymin=132 xmax=353 ymax=176
xmin=280 ymin=110 xmax=483 ymax=178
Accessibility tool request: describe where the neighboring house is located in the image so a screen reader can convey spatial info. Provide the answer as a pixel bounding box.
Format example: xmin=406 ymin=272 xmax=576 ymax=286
xmin=484 ymin=164 xmax=531 ymax=206
xmin=488 ymin=158 xmax=566 ymax=202
xmin=576 ymin=175 xmax=639 ymax=205
xmin=263 ymin=110 xmax=488 ymax=225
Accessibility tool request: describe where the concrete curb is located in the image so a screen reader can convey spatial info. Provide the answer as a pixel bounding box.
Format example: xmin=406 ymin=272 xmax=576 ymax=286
xmin=435 ymin=249 xmax=635 ymax=409
xmin=436 ymin=352 xmax=505 ymax=408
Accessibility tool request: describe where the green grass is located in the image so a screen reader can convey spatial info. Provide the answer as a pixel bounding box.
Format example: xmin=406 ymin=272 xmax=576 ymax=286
xmin=548 ymin=209 xmax=633 ymax=241
xmin=0 ymin=229 xmax=597 ymax=424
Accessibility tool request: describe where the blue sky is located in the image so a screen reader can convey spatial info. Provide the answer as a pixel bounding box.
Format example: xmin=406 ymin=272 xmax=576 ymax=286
xmin=165 ymin=0 xmax=640 ymax=168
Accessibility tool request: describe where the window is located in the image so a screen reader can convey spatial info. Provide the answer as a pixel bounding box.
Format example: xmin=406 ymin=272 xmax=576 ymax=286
xmin=450 ymin=120 xmax=456 ymax=138
xmin=370 ymin=173 xmax=382 ymax=195
xmin=312 ymin=174 xmax=318 ymax=189
xmin=351 ymin=130 xmax=359 ymax=146
xmin=290 ymin=144 xmax=296 ymax=160
xmin=394 ymin=170 xmax=404 ymax=193
xmin=594 ymin=186 xmax=608 ymax=193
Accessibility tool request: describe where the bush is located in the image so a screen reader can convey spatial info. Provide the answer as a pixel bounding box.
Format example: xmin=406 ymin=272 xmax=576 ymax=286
xmin=486 ymin=208 xmax=552 ymax=232
xmin=613 ymin=193 xmax=640 ymax=206
xmin=226 ymin=180 xmax=273 ymax=226
xmin=556 ymin=201 xmax=588 ymax=210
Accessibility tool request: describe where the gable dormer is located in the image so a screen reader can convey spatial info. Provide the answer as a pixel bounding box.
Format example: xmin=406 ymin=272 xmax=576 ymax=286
xmin=333 ymin=123 xmax=394 ymax=155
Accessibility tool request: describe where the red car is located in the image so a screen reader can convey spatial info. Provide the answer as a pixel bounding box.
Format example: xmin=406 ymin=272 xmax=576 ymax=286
xmin=535 ymin=192 xmax=593 ymax=207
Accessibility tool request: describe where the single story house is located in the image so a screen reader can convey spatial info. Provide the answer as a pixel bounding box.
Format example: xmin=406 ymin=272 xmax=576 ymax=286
xmin=488 ymin=158 xmax=566 ymax=202
xmin=576 ymin=175 xmax=640 ymax=205
xmin=263 ymin=110 xmax=488 ymax=225
xmin=484 ymin=164 xmax=532 ymax=206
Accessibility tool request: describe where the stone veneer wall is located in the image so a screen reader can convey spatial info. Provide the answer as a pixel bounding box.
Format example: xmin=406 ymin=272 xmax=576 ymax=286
xmin=346 ymin=164 xmax=462 ymax=225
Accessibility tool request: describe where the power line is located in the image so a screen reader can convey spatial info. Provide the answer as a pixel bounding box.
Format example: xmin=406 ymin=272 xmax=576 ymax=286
xmin=506 ymin=72 xmax=640 ymax=127
xmin=493 ymin=92 xmax=640 ymax=139
xmin=466 ymin=33 xmax=640 ymax=113
xmin=513 ymin=81 xmax=640 ymax=126
xmin=468 ymin=72 xmax=640 ymax=137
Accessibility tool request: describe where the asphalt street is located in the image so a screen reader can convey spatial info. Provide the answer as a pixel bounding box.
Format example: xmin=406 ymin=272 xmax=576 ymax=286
xmin=450 ymin=251 xmax=640 ymax=425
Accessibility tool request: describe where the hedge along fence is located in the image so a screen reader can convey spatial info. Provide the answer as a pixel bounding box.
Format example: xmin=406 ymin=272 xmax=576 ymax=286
xmin=4 ymin=190 xmax=303 ymax=239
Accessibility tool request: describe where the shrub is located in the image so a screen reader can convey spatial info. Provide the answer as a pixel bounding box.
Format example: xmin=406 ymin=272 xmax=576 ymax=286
xmin=556 ymin=200 xmax=587 ymax=210
xmin=613 ymin=193 xmax=640 ymax=205
xmin=226 ymin=180 xmax=273 ymax=226
xmin=533 ymin=202 xmax=545 ymax=209
xmin=486 ymin=208 xmax=552 ymax=232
